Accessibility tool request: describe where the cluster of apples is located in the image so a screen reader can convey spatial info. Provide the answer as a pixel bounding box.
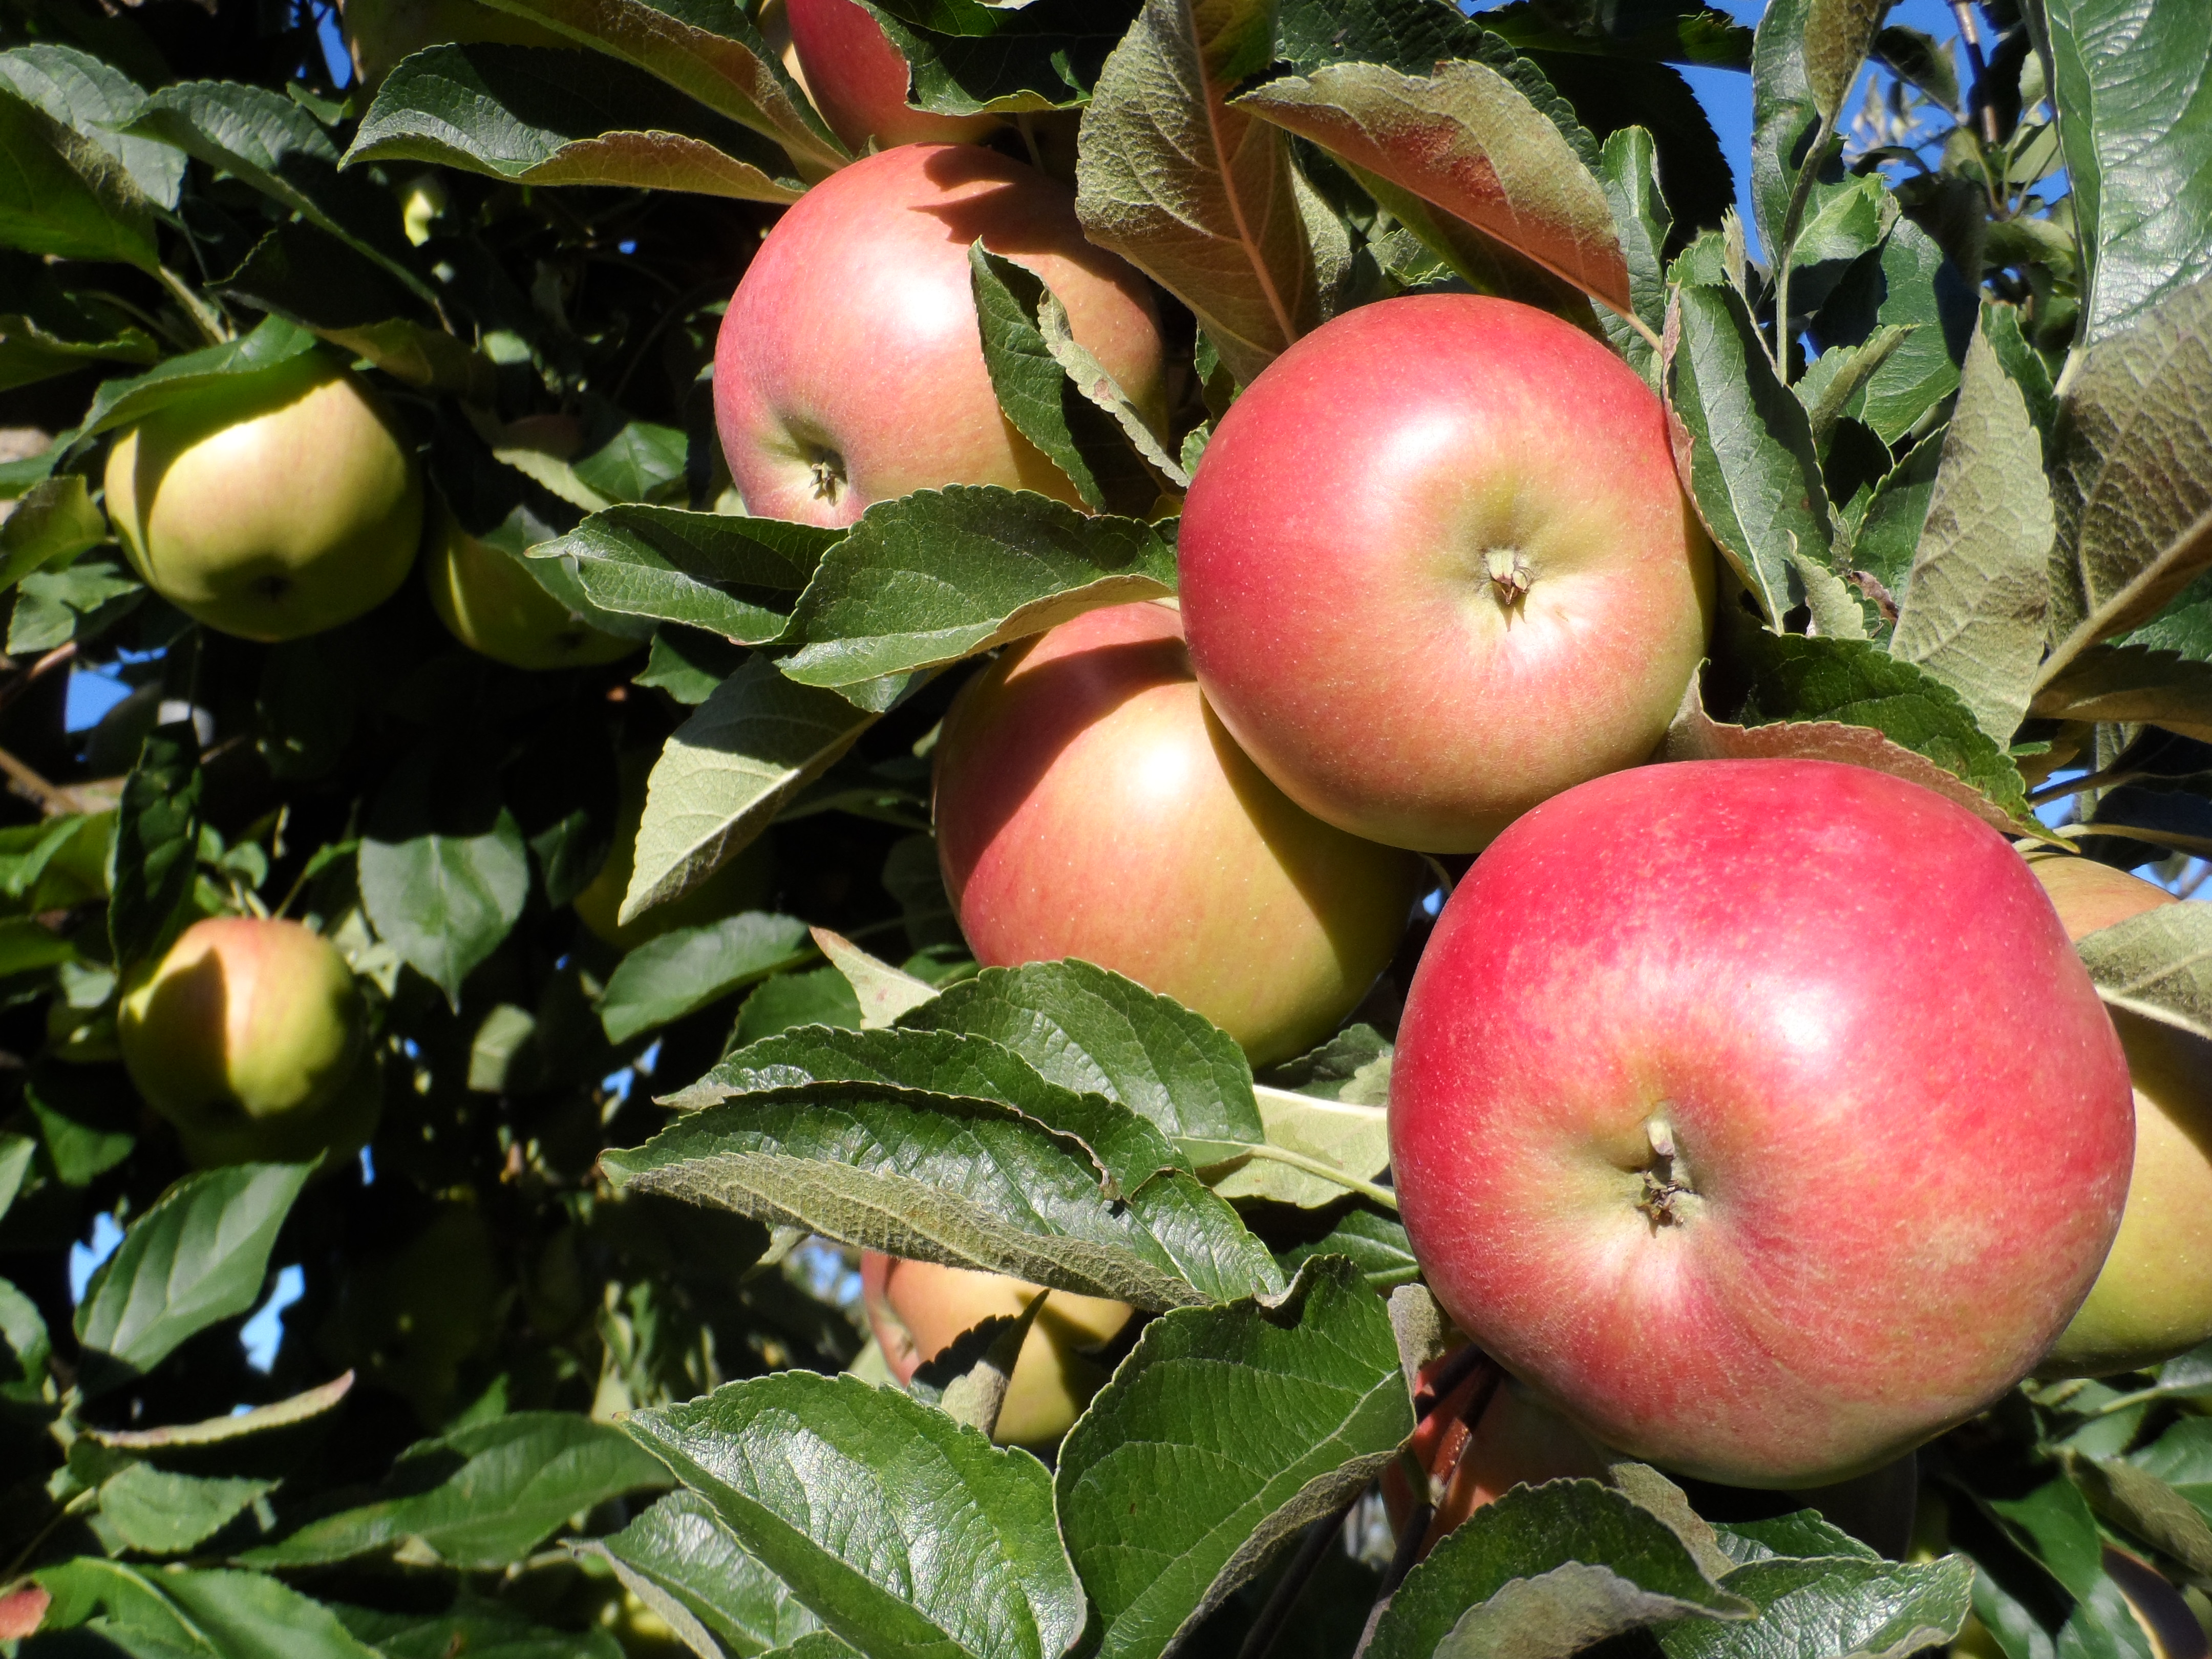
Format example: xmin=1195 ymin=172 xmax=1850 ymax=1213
xmin=735 ymin=4 xmax=2210 ymax=1522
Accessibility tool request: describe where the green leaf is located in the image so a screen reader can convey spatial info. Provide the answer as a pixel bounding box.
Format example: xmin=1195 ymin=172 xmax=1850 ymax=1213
xmin=0 ymin=1131 xmax=32 ymax=1224
xmin=2134 ymin=1417 xmax=2212 ymax=1522
xmin=245 ymin=1412 xmax=672 ymax=1569
xmin=338 ymin=1601 xmax=625 ymax=1659
xmin=358 ymin=741 xmax=531 ymax=1009
xmin=1814 ymin=220 xmax=1974 ymax=444
xmin=1870 ymin=24 xmax=1958 ymax=109
xmin=534 ymin=506 xmax=832 ymax=642
xmin=1056 ymin=1256 xmax=1412 ymax=1659
xmin=0 ymin=299 xmax=159 ymax=394
xmin=572 ymin=419 xmax=690 ymax=506
xmin=8 ymin=550 xmax=142 ymax=652
xmin=665 ymin=1023 xmax=1191 ymax=1197
xmin=1275 ymin=1208 xmax=1419 ymax=1291
xmin=1598 ymin=125 xmax=1672 ymax=382
xmin=74 ymin=1163 xmax=311 ymax=1390
xmin=1664 ymin=282 xmax=1836 ymax=625
xmin=124 ymin=79 xmax=437 ymax=308
xmin=1367 ymin=1480 xmax=1753 ymax=1659
xmin=812 ymin=928 xmax=940 ymax=1029
xmin=1654 ymin=1554 xmax=1974 ymax=1658
xmin=1204 ymin=1086 xmax=1390 ymax=1208
xmin=627 ymin=1371 xmax=1085 ymax=1659
xmin=902 ymin=959 xmax=1266 ymax=1166
xmin=638 ymin=627 xmax=751 ymax=705
xmin=147 ymin=1569 xmax=387 ymax=1659
xmin=599 ymin=911 xmax=815 ymax=1045
xmin=0 ymin=1271 xmax=52 ymax=1399
xmin=2043 ymin=275 xmax=2212 ymax=678
xmin=99 ymin=1464 xmax=273 ymax=1555
xmin=1073 ymin=0 xmax=1325 ymax=387
xmin=731 ymin=965 xmax=866 ymax=1046
xmin=2073 ymin=901 xmax=2212 ymax=1044
xmin=87 ymin=1371 xmax=354 ymax=1449
xmin=585 ymin=1490 xmax=822 ymax=1658
xmin=1843 ymin=427 xmax=1944 ymax=612
xmin=466 ymin=0 xmax=843 ymax=173
xmin=0 ymin=45 xmax=180 ymax=207
xmin=1236 ymin=60 xmax=1631 ymax=321
xmin=69 ymin=314 xmax=321 ymax=446
xmin=776 ymin=488 xmax=1177 ymax=691
xmin=2031 ymin=644 xmax=2212 ymax=740
xmin=1748 ymin=0 xmax=1825 ymax=265
xmin=601 ymin=1083 xmax=1282 ymax=1310
xmin=107 ymin=720 xmax=201 ymax=976
xmin=864 ymin=0 xmax=1140 ymax=116
xmin=348 ymin=45 xmax=802 ymax=201
xmin=26 ymin=1061 xmax=136 ymax=1186
xmin=0 ymin=76 xmax=158 ymax=271
xmin=1888 ymin=316 xmax=2057 ymax=746
xmin=1796 ymin=326 xmax=1912 ymax=454
xmin=0 ymin=472 xmax=107 ymax=591
xmin=622 ymin=658 xmax=874 ymax=924
xmin=1713 ymin=1512 xmax=1878 ymax=1565
xmin=2044 ymin=0 xmax=2212 ymax=347
xmin=2069 ymin=1454 xmax=2212 ymax=1582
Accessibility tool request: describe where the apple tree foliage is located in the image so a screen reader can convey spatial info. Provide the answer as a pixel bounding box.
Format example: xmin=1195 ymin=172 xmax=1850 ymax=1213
xmin=0 ymin=0 xmax=2209 ymax=1653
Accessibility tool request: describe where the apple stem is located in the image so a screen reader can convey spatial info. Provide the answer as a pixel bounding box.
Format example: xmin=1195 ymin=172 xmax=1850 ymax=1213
xmin=1238 ymin=1144 xmax=1398 ymax=1210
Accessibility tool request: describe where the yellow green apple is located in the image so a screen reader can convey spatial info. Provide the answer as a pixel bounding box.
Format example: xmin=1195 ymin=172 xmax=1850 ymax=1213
xmin=424 ymin=509 xmax=637 ymax=671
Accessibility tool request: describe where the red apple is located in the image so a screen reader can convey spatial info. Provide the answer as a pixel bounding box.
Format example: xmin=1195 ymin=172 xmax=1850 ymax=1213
xmin=715 ymin=143 xmax=1167 ymax=525
xmin=861 ymin=1250 xmax=1132 ymax=1447
xmin=1176 ymin=294 xmax=1714 ymax=853
xmin=933 ymin=601 xmax=1423 ymax=1067
xmin=1390 ymin=758 xmax=2134 ymax=1487
xmin=2027 ymin=853 xmax=2212 ymax=1378
xmin=784 ymin=0 xmax=999 ymax=152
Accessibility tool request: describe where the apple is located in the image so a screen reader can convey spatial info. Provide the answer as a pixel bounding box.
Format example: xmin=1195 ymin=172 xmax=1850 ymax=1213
xmin=2028 ymin=853 xmax=2212 ymax=1378
xmin=118 ymin=916 xmax=373 ymax=1166
xmin=573 ymin=751 xmax=777 ymax=951
xmin=1176 ymin=294 xmax=1715 ymax=853
xmin=425 ymin=509 xmax=639 ymax=671
xmin=1389 ymin=758 xmax=2134 ymax=1487
xmin=715 ymin=143 xmax=1167 ymax=525
xmin=106 ymin=353 xmax=424 ymax=644
xmin=783 ymin=0 xmax=999 ymax=152
xmin=341 ymin=0 xmax=570 ymax=91
xmin=932 ymin=601 xmax=1423 ymax=1067
xmin=861 ymin=1249 xmax=1133 ymax=1447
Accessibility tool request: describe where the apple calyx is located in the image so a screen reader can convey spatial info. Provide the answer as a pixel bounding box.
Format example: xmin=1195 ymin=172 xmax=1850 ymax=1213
xmin=807 ymin=447 xmax=849 ymax=505
xmin=1483 ymin=547 xmax=1534 ymax=608
xmin=1634 ymin=1114 xmax=1697 ymax=1229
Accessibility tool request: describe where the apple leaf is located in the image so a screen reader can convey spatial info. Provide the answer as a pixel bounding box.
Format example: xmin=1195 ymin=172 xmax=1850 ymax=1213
xmin=74 ymin=1163 xmax=311 ymax=1393
xmin=1842 ymin=427 xmax=1944 ymax=622
xmin=0 ymin=44 xmax=179 ymax=208
xmin=1654 ymin=1554 xmax=1973 ymax=1658
xmin=864 ymin=0 xmax=1140 ymax=117
xmin=2031 ymin=645 xmax=2212 ymax=741
xmin=244 ymin=1413 xmax=672 ymax=1569
xmin=1747 ymin=0 xmax=1826 ymax=265
xmin=1074 ymin=0 xmax=1326 ymax=389
xmin=577 ymin=1490 xmax=822 ymax=1659
xmin=358 ymin=741 xmax=531 ymax=1010
xmin=88 ymin=1371 xmax=354 ymax=1450
xmin=1598 ymin=125 xmax=1672 ymax=382
xmin=348 ymin=45 xmax=801 ymax=202
xmin=971 ymin=246 xmax=1121 ymax=515
xmin=124 ymin=81 xmax=438 ymax=310
xmin=2044 ymin=0 xmax=2212 ymax=347
xmin=622 ymin=660 xmax=875 ymax=925
xmin=2073 ymin=901 xmax=2212 ymax=1044
xmin=2067 ymin=1455 xmax=2212 ymax=1583
xmin=628 ymin=1372 xmax=1084 ymax=1659
xmin=1713 ymin=1512 xmax=1879 ymax=1565
xmin=598 ymin=912 xmax=816 ymax=1045
xmin=0 ymin=77 xmax=159 ymax=273
xmin=0 ymin=300 xmax=160 ymax=396
xmin=1796 ymin=325 xmax=1911 ymax=455
xmin=901 ymin=959 xmax=1266 ymax=1167
xmin=663 ymin=1023 xmax=1192 ymax=1198
xmin=1810 ymin=220 xmax=1974 ymax=445
xmin=1202 ymin=1088 xmax=1389 ymax=1208
xmin=107 ymin=720 xmax=202 ymax=976
xmin=66 ymin=314 xmax=321 ymax=447
xmin=811 ymin=928 xmax=940 ymax=1029
xmin=531 ymin=506 xmax=834 ymax=643
xmin=97 ymin=1465 xmax=273 ymax=1556
xmin=464 ymin=0 xmax=843 ymax=173
xmin=1664 ymin=282 xmax=1837 ymax=626
xmin=0 ymin=1132 xmax=33 ymax=1225
xmin=150 ymin=1570 xmax=386 ymax=1659
xmin=600 ymin=1086 xmax=1282 ymax=1310
xmin=1365 ymin=1481 xmax=1753 ymax=1659
xmin=0 ymin=473 xmax=106 ymax=593
xmin=2042 ymin=275 xmax=2212 ymax=685
xmin=1888 ymin=318 xmax=2056 ymax=747
xmin=774 ymin=487 xmax=1176 ymax=691
xmin=1236 ymin=60 xmax=1631 ymax=323
xmin=1055 ymin=1257 xmax=1412 ymax=1659
xmin=0 ymin=1273 xmax=49 ymax=1401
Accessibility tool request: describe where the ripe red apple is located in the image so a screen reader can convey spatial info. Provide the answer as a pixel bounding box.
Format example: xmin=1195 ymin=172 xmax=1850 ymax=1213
xmin=106 ymin=353 xmax=423 ymax=643
xmin=933 ymin=602 xmax=1423 ymax=1066
xmin=861 ymin=1250 xmax=1132 ymax=1447
xmin=784 ymin=0 xmax=998 ymax=152
xmin=424 ymin=509 xmax=639 ymax=671
xmin=118 ymin=916 xmax=373 ymax=1166
xmin=1390 ymin=758 xmax=2134 ymax=1487
xmin=2027 ymin=853 xmax=2212 ymax=1378
xmin=1177 ymin=294 xmax=1715 ymax=853
xmin=714 ymin=143 xmax=1167 ymax=525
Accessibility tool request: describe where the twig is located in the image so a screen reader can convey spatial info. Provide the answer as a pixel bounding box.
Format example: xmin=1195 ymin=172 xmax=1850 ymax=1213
xmin=2027 ymin=763 xmax=2139 ymax=805
xmin=1235 ymin=1494 xmax=1360 ymax=1659
xmin=0 ymin=745 xmax=97 ymax=817
xmin=0 ymin=644 xmax=76 ymax=722
xmin=1947 ymin=1 xmax=2002 ymax=146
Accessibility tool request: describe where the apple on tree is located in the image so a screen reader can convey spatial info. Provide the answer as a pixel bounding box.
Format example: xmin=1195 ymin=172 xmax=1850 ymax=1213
xmin=2027 ymin=852 xmax=2212 ymax=1379
xmin=861 ymin=1250 xmax=1132 ymax=1447
xmin=714 ymin=142 xmax=1167 ymax=525
xmin=932 ymin=601 xmax=1423 ymax=1067
xmin=1177 ymin=294 xmax=1715 ymax=853
xmin=118 ymin=916 xmax=375 ymax=1167
xmin=105 ymin=352 xmax=424 ymax=644
xmin=1390 ymin=758 xmax=2135 ymax=1487
xmin=782 ymin=0 xmax=999 ymax=152
xmin=424 ymin=508 xmax=639 ymax=672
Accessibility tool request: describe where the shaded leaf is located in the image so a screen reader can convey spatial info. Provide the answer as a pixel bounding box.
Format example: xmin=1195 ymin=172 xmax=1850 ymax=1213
xmin=99 ymin=1465 xmax=272 ymax=1555
xmin=1654 ymin=1553 xmax=1973 ymax=1658
xmin=0 ymin=472 xmax=107 ymax=591
xmin=582 ymin=1490 xmax=821 ymax=1659
xmin=532 ymin=506 xmax=834 ymax=643
xmin=2074 ymin=901 xmax=2212 ymax=1044
xmin=0 ymin=76 xmax=158 ymax=271
xmin=106 ymin=721 xmax=200 ymax=980
xmin=599 ymin=912 xmax=815 ymax=1045
xmin=0 ymin=45 xmax=179 ymax=207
